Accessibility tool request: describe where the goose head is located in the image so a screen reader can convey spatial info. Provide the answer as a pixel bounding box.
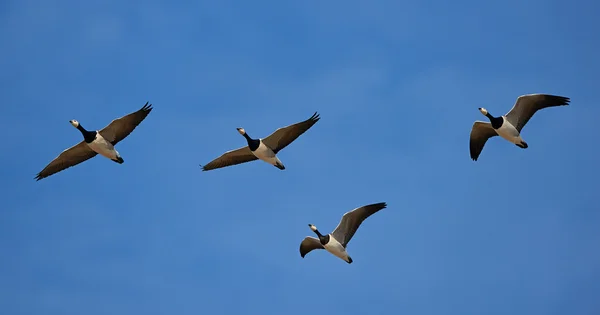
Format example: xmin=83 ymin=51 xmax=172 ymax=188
xmin=308 ymin=224 xmax=318 ymax=232
xmin=69 ymin=120 xmax=80 ymax=128
xmin=478 ymin=108 xmax=489 ymax=116
xmin=236 ymin=128 xmax=246 ymax=135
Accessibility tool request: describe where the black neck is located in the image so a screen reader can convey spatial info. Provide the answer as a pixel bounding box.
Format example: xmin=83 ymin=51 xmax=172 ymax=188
xmin=243 ymin=133 xmax=260 ymax=151
xmin=77 ymin=124 xmax=97 ymax=143
xmin=76 ymin=124 xmax=88 ymax=133
xmin=313 ymin=229 xmax=330 ymax=245
xmin=485 ymin=112 xmax=504 ymax=129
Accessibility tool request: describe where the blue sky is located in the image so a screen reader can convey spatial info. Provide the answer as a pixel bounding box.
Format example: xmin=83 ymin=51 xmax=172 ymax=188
xmin=1 ymin=0 xmax=599 ymax=314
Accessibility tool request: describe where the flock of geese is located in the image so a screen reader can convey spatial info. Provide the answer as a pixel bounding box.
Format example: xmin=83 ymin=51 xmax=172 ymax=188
xmin=35 ymin=93 xmax=570 ymax=264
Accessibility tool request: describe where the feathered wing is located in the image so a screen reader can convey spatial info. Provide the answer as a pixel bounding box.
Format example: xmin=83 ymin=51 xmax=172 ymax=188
xmin=201 ymin=146 xmax=258 ymax=171
xmin=35 ymin=141 xmax=98 ymax=180
xmin=469 ymin=121 xmax=498 ymax=161
xmin=299 ymin=237 xmax=324 ymax=258
xmin=504 ymin=94 xmax=570 ymax=132
xmin=99 ymin=102 xmax=153 ymax=145
xmin=261 ymin=112 xmax=320 ymax=153
xmin=331 ymin=202 xmax=387 ymax=247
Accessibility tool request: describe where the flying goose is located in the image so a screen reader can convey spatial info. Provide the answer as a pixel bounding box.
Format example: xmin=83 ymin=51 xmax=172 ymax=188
xmin=469 ymin=94 xmax=570 ymax=161
xmin=201 ymin=112 xmax=320 ymax=171
xmin=35 ymin=102 xmax=153 ymax=181
xmin=299 ymin=202 xmax=387 ymax=264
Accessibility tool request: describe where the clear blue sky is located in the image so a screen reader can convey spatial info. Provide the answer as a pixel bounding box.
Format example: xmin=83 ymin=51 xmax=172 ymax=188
xmin=1 ymin=0 xmax=599 ymax=314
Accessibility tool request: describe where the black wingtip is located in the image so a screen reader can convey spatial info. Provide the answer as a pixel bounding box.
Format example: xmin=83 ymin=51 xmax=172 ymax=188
xmin=141 ymin=102 xmax=153 ymax=112
xmin=309 ymin=111 xmax=320 ymax=122
xmin=547 ymin=95 xmax=571 ymax=106
xmin=370 ymin=202 xmax=387 ymax=209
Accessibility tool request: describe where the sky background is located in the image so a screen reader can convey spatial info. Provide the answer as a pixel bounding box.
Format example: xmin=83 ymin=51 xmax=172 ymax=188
xmin=1 ymin=0 xmax=599 ymax=314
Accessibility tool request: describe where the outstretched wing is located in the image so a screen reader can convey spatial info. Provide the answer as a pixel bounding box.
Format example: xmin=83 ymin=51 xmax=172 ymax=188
xmin=299 ymin=236 xmax=324 ymax=258
xmin=504 ymin=94 xmax=570 ymax=132
xmin=261 ymin=112 xmax=320 ymax=153
xmin=201 ymin=146 xmax=258 ymax=171
xmin=331 ymin=202 xmax=387 ymax=247
xmin=99 ymin=102 xmax=153 ymax=145
xmin=469 ymin=121 xmax=498 ymax=161
xmin=35 ymin=141 xmax=98 ymax=181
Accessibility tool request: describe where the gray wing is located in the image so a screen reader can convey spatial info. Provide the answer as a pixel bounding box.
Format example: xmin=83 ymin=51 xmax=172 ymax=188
xmin=299 ymin=236 xmax=324 ymax=258
xmin=261 ymin=112 xmax=320 ymax=153
xmin=201 ymin=146 xmax=258 ymax=171
xmin=331 ymin=202 xmax=387 ymax=247
xmin=469 ymin=121 xmax=498 ymax=161
xmin=99 ymin=102 xmax=153 ymax=145
xmin=35 ymin=141 xmax=98 ymax=181
xmin=504 ymin=94 xmax=570 ymax=132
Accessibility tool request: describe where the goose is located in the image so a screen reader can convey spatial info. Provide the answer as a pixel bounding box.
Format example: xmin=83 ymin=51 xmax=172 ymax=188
xmin=299 ymin=202 xmax=387 ymax=264
xmin=469 ymin=94 xmax=570 ymax=161
xmin=35 ymin=102 xmax=153 ymax=181
xmin=201 ymin=112 xmax=320 ymax=171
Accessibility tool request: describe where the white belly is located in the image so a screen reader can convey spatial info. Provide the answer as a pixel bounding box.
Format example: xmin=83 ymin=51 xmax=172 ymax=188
xmin=87 ymin=133 xmax=119 ymax=160
xmin=324 ymin=235 xmax=350 ymax=262
xmin=497 ymin=118 xmax=523 ymax=144
xmin=252 ymin=141 xmax=281 ymax=165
